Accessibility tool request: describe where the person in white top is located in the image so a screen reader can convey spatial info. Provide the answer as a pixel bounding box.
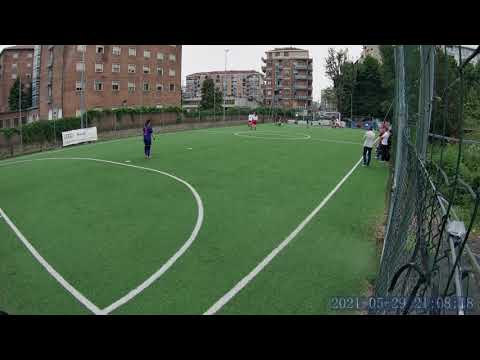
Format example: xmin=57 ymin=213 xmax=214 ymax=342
xmin=248 ymin=113 xmax=253 ymax=129
xmin=363 ymin=125 xmax=377 ymax=166
xmin=252 ymin=112 xmax=258 ymax=130
xmin=380 ymin=129 xmax=391 ymax=161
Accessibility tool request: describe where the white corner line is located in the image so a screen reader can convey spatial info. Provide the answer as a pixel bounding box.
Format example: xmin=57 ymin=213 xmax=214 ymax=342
xmin=0 ymin=207 xmax=103 ymax=315
xmin=0 ymin=157 xmax=204 ymax=315
xmin=203 ymin=157 xmax=363 ymax=315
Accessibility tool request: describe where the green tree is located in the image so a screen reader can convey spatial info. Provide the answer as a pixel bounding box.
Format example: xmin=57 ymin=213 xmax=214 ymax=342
xmin=337 ymin=61 xmax=357 ymax=117
xmin=353 ymin=56 xmax=384 ymax=118
xmin=200 ymin=78 xmax=223 ymax=111
xmin=379 ymin=45 xmax=395 ymax=115
xmin=325 ymin=48 xmax=349 ymax=114
xmin=8 ymin=79 xmax=31 ymax=111
xmin=431 ymin=47 xmax=464 ymax=137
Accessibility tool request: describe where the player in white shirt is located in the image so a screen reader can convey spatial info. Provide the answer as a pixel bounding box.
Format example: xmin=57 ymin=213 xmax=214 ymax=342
xmin=363 ymin=125 xmax=377 ymax=167
xmin=248 ymin=113 xmax=253 ymax=129
xmin=251 ymin=112 xmax=258 ymax=130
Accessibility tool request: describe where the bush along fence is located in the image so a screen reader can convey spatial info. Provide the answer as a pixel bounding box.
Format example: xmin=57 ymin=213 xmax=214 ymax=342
xmin=0 ymin=106 xmax=293 ymax=158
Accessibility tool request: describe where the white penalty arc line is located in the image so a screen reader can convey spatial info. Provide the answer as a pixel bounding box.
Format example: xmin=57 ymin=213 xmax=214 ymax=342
xmin=0 ymin=157 xmax=204 ymax=315
xmin=204 ymin=156 xmax=363 ymax=315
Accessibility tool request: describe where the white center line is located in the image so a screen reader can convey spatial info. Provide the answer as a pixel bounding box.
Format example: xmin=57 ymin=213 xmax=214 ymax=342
xmin=204 ymin=156 xmax=363 ymax=315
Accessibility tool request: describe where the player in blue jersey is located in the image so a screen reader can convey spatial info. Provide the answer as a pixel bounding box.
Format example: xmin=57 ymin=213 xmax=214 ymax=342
xmin=143 ymin=120 xmax=155 ymax=159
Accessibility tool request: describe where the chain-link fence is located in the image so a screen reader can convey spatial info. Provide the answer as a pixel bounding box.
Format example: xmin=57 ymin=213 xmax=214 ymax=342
xmin=372 ymin=45 xmax=480 ymax=315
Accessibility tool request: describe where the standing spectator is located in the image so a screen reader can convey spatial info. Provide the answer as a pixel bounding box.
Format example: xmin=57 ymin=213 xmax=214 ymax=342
xmin=380 ymin=128 xmax=391 ymax=162
xmin=362 ymin=125 xmax=377 ymax=167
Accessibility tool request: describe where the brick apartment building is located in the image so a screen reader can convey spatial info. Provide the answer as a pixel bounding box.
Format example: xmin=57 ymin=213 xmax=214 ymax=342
xmin=36 ymin=45 xmax=182 ymax=120
xmin=183 ymin=70 xmax=264 ymax=110
xmin=0 ymin=45 xmax=35 ymax=114
xmin=261 ymin=47 xmax=313 ymax=110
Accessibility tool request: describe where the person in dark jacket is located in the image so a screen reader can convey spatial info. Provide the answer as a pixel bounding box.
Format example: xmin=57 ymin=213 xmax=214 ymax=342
xmin=143 ymin=119 xmax=155 ymax=159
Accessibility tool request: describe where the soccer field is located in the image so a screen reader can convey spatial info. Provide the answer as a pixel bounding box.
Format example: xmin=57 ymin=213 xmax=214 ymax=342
xmin=0 ymin=123 xmax=388 ymax=315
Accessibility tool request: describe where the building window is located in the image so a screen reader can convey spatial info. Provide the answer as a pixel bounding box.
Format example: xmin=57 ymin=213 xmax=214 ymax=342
xmin=144 ymin=50 xmax=151 ymax=59
xmin=27 ymin=53 xmax=33 ymax=58
xmin=169 ymin=83 xmax=175 ymax=92
xmin=94 ymin=80 xmax=104 ymax=91
xmin=95 ymin=63 xmax=104 ymax=73
xmin=143 ymin=81 xmax=150 ymax=92
xmin=128 ymin=82 xmax=136 ymax=92
xmin=169 ymin=69 xmax=176 ymax=76
xmin=76 ymin=110 xmax=82 ymax=117
xmin=76 ymin=62 xmax=85 ymax=72
xmin=47 ymin=85 xmax=52 ymax=97
xmin=27 ymin=63 xmax=31 ymax=68
xmin=128 ymin=47 xmax=136 ymax=56
xmin=12 ymin=63 xmax=17 ymax=70
xmin=112 ymin=63 xmax=121 ymax=73
xmin=77 ymin=45 xmax=86 ymax=52
xmin=76 ymin=81 xmax=84 ymax=92
xmin=143 ymin=65 xmax=150 ymax=74
xmin=128 ymin=64 xmax=136 ymax=73
xmin=11 ymin=73 xmax=17 ymax=79
xmin=156 ymin=83 xmax=163 ymax=92
xmin=157 ymin=67 xmax=163 ymax=76
xmin=157 ymin=52 xmax=164 ymax=60
xmin=169 ymin=54 xmax=176 ymax=62
xmin=12 ymin=53 xmax=18 ymax=59
xmin=112 ymin=80 xmax=120 ymax=92
xmin=112 ymin=46 xmax=121 ymax=56
xmin=96 ymin=46 xmax=104 ymax=54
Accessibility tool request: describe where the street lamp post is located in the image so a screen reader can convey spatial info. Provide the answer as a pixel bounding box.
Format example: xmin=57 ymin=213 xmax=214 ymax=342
xmin=351 ymin=60 xmax=358 ymax=124
xmin=224 ymin=48 xmax=229 ymax=122
xmin=80 ymin=48 xmax=86 ymax=129
xmin=18 ymin=67 xmax=23 ymax=149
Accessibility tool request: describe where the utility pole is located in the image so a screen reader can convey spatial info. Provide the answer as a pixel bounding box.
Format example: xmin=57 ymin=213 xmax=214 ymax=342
xmin=224 ymin=48 xmax=229 ymax=122
xmin=19 ymin=66 xmax=23 ymax=148
xmin=80 ymin=47 xmax=86 ymax=129
xmin=213 ymin=80 xmax=216 ymax=122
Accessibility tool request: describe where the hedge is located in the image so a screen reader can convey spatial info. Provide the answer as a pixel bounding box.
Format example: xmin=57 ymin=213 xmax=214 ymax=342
xmin=1 ymin=106 xmax=294 ymax=146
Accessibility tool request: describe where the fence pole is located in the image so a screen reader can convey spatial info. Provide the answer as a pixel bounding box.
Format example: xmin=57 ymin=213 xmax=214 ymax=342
xmin=381 ymin=45 xmax=407 ymax=264
xmin=416 ymin=45 xmax=435 ymax=160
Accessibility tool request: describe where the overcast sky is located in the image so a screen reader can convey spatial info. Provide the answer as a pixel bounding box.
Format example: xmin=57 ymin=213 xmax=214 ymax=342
xmin=0 ymin=45 xmax=360 ymax=101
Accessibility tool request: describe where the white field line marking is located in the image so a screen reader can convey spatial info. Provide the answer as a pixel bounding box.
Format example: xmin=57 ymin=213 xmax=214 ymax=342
xmin=234 ymin=131 xmax=311 ymax=140
xmin=204 ymin=156 xmax=363 ymax=315
xmin=0 ymin=157 xmax=204 ymax=315
xmin=0 ymin=207 xmax=103 ymax=315
xmin=308 ymin=138 xmax=362 ymax=145
xmin=205 ymin=129 xmax=361 ymax=145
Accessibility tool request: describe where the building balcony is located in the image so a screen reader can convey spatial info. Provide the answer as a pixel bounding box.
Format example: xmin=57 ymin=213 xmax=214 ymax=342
xmin=294 ymin=74 xmax=312 ymax=80
xmin=294 ymin=83 xmax=309 ymax=89
xmin=295 ymin=95 xmax=312 ymax=100
xmin=293 ymin=63 xmax=310 ymax=70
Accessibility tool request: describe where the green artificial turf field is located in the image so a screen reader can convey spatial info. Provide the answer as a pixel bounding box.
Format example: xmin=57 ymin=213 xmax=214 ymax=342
xmin=0 ymin=123 xmax=388 ymax=315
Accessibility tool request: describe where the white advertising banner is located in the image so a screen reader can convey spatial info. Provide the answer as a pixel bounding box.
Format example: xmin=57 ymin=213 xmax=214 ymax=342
xmin=62 ymin=127 xmax=98 ymax=147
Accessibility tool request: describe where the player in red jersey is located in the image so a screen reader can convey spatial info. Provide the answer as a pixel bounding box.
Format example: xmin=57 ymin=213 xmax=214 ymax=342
xmin=252 ymin=111 xmax=258 ymax=130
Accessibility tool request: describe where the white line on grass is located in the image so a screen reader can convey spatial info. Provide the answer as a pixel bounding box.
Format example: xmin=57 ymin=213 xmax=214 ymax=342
xmin=203 ymin=156 xmax=363 ymax=315
xmin=233 ymin=131 xmax=311 ymax=140
xmin=308 ymin=138 xmax=362 ymax=145
xmin=0 ymin=157 xmax=204 ymax=315
xmin=0 ymin=207 xmax=103 ymax=315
